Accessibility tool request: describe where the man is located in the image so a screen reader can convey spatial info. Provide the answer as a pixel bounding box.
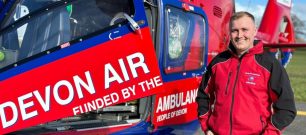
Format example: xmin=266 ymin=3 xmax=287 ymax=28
xmin=196 ymin=11 xmax=296 ymax=135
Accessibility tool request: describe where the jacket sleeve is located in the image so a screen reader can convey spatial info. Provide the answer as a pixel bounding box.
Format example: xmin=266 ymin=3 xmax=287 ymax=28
xmin=266 ymin=58 xmax=297 ymax=133
xmin=196 ymin=64 xmax=214 ymax=132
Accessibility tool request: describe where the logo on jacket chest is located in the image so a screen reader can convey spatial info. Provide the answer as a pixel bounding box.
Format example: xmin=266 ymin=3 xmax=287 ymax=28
xmin=244 ymin=72 xmax=260 ymax=85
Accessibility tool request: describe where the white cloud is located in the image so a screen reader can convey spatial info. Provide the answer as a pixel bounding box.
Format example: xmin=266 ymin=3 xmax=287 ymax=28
xmin=235 ymin=3 xmax=247 ymax=12
xmin=292 ymin=3 xmax=306 ymax=22
xmin=235 ymin=3 xmax=265 ymax=27
xmin=292 ymin=3 xmax=306 ymax=34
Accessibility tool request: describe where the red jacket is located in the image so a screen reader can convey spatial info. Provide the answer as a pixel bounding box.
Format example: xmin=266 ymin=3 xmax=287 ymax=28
xmin=196 ymin=41 xmax=296 ymax=135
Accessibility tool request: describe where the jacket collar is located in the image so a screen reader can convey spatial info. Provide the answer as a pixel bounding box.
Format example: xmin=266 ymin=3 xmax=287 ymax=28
xmin=228 ymin=40 xmax=263 ymax=58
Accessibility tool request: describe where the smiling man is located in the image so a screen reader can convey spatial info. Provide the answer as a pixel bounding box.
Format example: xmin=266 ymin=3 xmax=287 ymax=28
xmin=196 ymin=11 xmax=296 ymax=135
xmin=229 ymin=12 xmax=257 ymax=57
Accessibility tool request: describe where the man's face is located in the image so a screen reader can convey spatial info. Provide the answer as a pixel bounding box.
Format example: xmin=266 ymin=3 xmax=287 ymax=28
xmin=230 ymin=16 xmax=257 ymax=54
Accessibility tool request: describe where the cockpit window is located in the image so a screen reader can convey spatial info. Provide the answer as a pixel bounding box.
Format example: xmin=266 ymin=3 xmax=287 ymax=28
xmin=164 ymin=6 xmax=206 ymax=73
xmin=1 ymin=0 xmax=59 ymax=29
xmin=0 ymin=0 xmax=134 ymax=69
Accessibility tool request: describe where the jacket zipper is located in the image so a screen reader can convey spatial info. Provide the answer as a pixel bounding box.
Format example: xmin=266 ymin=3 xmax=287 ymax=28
xmin=229 ymin=61 xmax=241 ymax=135
xmin=225 ymin=72 xmax=232 ymax=95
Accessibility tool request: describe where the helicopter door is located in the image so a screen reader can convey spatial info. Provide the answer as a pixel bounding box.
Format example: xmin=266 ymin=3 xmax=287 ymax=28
xmin=0 ymin=0 xmax=163 ymax=134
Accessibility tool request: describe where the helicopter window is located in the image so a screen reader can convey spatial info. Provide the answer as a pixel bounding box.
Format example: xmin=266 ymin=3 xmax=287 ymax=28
xmin=0 ymin=0 xmax=134 ymax=69
xmin=164 ymin=6 xmax=206 ymax=74
xmin=1 ymin=0 xmax=59 ymax=29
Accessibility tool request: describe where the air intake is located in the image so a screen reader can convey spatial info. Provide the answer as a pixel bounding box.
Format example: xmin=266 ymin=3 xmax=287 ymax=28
xmin=213 ymin=6 xmax=222 ymax=18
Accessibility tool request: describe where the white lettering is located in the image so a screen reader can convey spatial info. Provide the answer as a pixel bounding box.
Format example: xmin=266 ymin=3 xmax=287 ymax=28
xmin=0 ymin=102 xmax=18 ymax=128
xmin=162 ymin=96 xmax=170 ymax=111
xmin=138 ymin=76 xmax=162 ymax=92
xmin=105 ymin=63 xmax=124 ymax=89
xmin=18 ymin=93 xmax=37 ymax=120
xmin=105 ymin=52 xmax=150 ymax=89
xmin=111 ymin=93 xmax=119 ymax=103
xmin=127 ymin=52 xmax=149 ymax=78
xmin=53 ymin=80 xmax=74 ymax=105
xmin=73 ymin=71 xmax=96 ymax=99
xmin=121 ymin=88 xmax=130 ymax=99
xmin=72 ymin=93 xmax=119 ymax=115
xmin=33 ymin=86 xmax=51 ymax=112
xmin=121 ymin=85 xmax=136 ymax=99
xmin=155 ymin=89 xmax=198 ymax=113
xmin=156 ymin=113 xmax=171 ymax=122
xmin=156 ymin=98 xmax=163 ymax=113
xmin=103 ymin=95 xmax=112 ymax=106
xmin=119 ymin=58 xmax=130 ymax=81
xmin=73 ymin=106 xmax=80 ymax=115
xmin=87 ymin=101 xmax=97 ymax=111
xmin=170 ymin=94 xmax=175 ymax=110
xmin=154 ymin=76 xmax=163 ymax=87
xmin=0 ymin=71 xmax=97 ymax=129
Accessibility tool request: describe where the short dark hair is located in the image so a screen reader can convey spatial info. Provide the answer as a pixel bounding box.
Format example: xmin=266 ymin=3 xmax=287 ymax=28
xmin=230 ymin=11 xmax=255 ymax=27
